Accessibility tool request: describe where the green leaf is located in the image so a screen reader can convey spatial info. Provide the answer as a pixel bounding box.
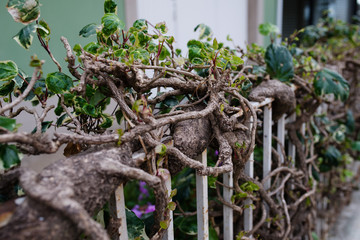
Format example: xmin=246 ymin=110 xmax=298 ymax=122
xmin=79 ymin=23 xmax=99 ymax=38
xmin=45 ymin=72 xmax=73 ymax=94
xmin=0 ymin=116 xmax=16 ymax=131
xmin=230 ymin=55 xmax=244 ymax=66
xmin=314 ymin=68 xmax=349 ymax=102
xmin=194 ymin=23 xmax=213 ymax=40
xmin=13 ymin=23 xmax=48 ymax=49
xmin=167 ymin=202 xmax=176 ymax=211
xmin=0 ymin=60 xmax=18 ymax=81
xmin=170 ymin=189 xmax=177 ymax=198
xmin=258 ymin=23 xmax=279 ymax=36
xmin=6 ymin=0 xmax=40 ymax=24
xmin=159 ymin=46 xmax=170 ymax=61
xmin=104 ymin=0 xmax=117 ymax=13
xmin=351 ymin=141 xmax=360 ymax=152
xmin=101 ymin=13 xmax=124 ymax=36
xmin=209 ymin=227 xmax=219 ymax=240
xmin=160 ymin=220 xmax=168 ymax=230
xmin=133 ymin=19 xmax=148 ymax=31
xmin=213 ymin=38 xmax=219 ymax=50
xmin=179 ymin=215 xmax=197 ymax=235
xmin=126 ymin=208 xmax=149 ymax=240
xmin=99 ymin=114 xmax=113 ymax=128
xmin=130 ymin=49 xmax=150 ymax=64
xmin=0 ymin=144 xmax=21 ymax=169
xmin=155 ymin=21 xmax=168 ymax=34
xmin=115 ymin=110 xmax=123 ymax=124
xmin=84 ymin=42 xmax=100 ymax=54
xmin=82 ymin=104 xmax=97 ymax=117
xmin=56 ymin=113 xmax=68 ymax=127
xmin=38 ymin=19 xmax=51 ymax=39
xmin=31 ymin=121 xmax=52 ymax=133
xmin=265 ymin=43 xmax=294 ymax=82
xmin=155 ymin=144 xmax=167 ymax=156
xmin=0 ymin=81 xmax=15 ymax=96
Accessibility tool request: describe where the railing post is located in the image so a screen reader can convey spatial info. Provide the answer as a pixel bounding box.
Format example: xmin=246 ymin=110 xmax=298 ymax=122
xmin=287 ymin=113 xmax=296 ymax=166
xmin=263 ymin=105 xmax=272 ymax=190
xmin=277 ymin=115 xmax=285 ymax=164
xmin=244 ymin=116 xmax=254 ymax=235
xmin=196 ymin=149 xmax=209 ymax=240
xmin=223 ymin=171 xmax=233 ymax=240
xmin=115 ymin=184 xmax=128 ymax=240
xmin=163 ymin=170 xmax=174 ymax=240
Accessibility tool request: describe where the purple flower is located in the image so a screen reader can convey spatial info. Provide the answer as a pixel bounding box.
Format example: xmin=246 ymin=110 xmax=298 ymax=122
xmin=215 ymin=150 xmax=219 ymax=156
xmin=138 ymin=181 xmax=149 ymax=201
xmin=144 ymin=203 xmax=155 ymax=214
xmin=131 ymin=203 xmax=156 ymax=218
xmin=131 ymin=205 xmax=142 ymax=218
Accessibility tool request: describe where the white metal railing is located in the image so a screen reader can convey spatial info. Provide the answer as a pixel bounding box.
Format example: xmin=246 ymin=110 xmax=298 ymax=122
xmin=113 ymin=97 xmax=298 ymax=240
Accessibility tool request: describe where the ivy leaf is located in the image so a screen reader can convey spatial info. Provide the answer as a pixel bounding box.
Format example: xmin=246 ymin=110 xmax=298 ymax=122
xmin=155 ymin=21 xmax=168 ymax=34
xmin=0 ymin=81 xmax=15 ymax=96
xmin=79 ymin=23 xmax=99 ymax=38
xmin=56 ymin=113 xmax=68 ymax=127
xmin=314 ymin=68 xmax=349 ymax=102
xmin=160 ymin=220 xmax=168 ymax=230
xmin=258 ymin=23 xmax=279 ymax=36
xmin=45 ymin=72 xmax=73 ymax=94
xmin=82 ymin=104 xmax=97 ymax=117
xmin=6 ymin=0 xmax=40 ymax=24
xmin=0 ymin=144 xmax=21 ymax=169
xmin=99 ymin=114 xmax=113 ymax=128
xmin=31 ymin=121 xmax=52 ymax=133
xmin=13 ymin=23 xmax=49 ymax=49
xmin=104 ymin=0 xmax=117 ymax=14
xmin=101 ymin=13 xmax=124 ymax=36
xmin=0 ymin=60 xmax=18 ymax=81
xmin=159 ymin=46 xmax=170 ymax=61
xmin=265 ymin=43 xmax=294 ymax=82
xmin=0 ymin=116 xmax=16 ymax=131
xmin=230 ymin=55 xmax=244 ymax=66
xmin=133 ymin=19 xmax=148 ymax=31
xmin=126 ymin=208 xmax=149 ymax=239
xmin=167 ymin=202 xmax=176 ymax=211
xmin=84 ymin=42 xmax=100 ymax=54
xmin=194 ymin=23 xmax=213 ymax=40
xmin=130 ymin=49 xmax=150 ymax=64
xmin=38 ymin=19 xmax=51 ymax=40
xmin=351 ymin=141 xmax=360 ymax=152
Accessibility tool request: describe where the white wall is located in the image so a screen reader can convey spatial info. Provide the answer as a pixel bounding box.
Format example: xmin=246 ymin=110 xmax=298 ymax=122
xmin=129 ymin=0 xmax=249 ymax=52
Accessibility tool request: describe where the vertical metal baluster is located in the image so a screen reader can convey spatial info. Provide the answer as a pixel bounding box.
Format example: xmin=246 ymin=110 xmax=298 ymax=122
xmin=263 ymin=105 xmax=272 ymax=190
xmin=196 ymin=149 xmax=209 ymax=240
xmin=115 ymin=184 xmax=128 ymax=240
xmin=223 ymin=171 xmax=233 ymax=240
xmin=244 ymin=117 xmax=254 ymax=236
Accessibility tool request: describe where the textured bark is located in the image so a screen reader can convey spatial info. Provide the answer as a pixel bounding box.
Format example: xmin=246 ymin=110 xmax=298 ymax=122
xmin=249 ymin=79 xmax=296 ymax=120
xmin=0 ymin=144 xmax=138 ymax=240
xmin=169 ymin=106 xmax=212 ymax=174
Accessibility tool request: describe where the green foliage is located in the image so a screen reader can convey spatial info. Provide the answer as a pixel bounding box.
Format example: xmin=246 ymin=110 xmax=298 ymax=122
xmin=126 ymin=208 xmax=149 ymax=240
xmin=13 ymin=23 xmax=48 ymax=49
xmin=104 ymin=0 xmax=117 ymax=14
xmin=101 ymin=13 xmax=124 ymax=36
xmin=314 ymin=68 xmax=349 ymax=101
xmin=194 ymin=24 xmax=213 ymax=40
xmin=259 ymin=23 xmax=279 ymax=36
xmin=265 ymin=43 xmax=294 ymax=82
xmin=45 ymin=72 xmax=73 ymax=94
xmin=0 ymin=144 xmax=21 ymax=169
xmin=6 ymin=0 xmax=40 ymax=24
xmin=79 ymin=23 xmax=99 ymax=38
xmin=0 ymin=60 xmax=18 ymax=82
